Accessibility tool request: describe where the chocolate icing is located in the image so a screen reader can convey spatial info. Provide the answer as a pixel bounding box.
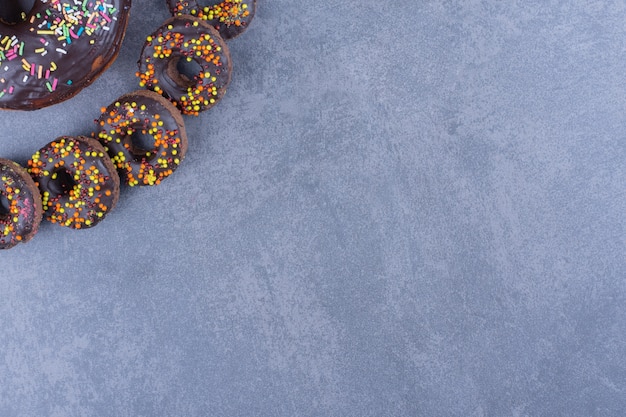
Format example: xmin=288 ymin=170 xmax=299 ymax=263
xmin=166 ymin=0 xmax=256 ymax=39
xmin=0 ymin=0 xmax=131 ymax=111
xmin=137 ymin=15 xmax=232 ymax=116
xmin=95 ymin=89 xmax=188 ymax=186
xmin=27 ymin=136 xmax=120 ymax=229
xmin=0 ymin=158 xmax=43 ymax=249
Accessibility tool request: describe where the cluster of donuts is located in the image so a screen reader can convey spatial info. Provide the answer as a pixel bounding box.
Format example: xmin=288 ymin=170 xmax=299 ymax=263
xmin=0 ymin=0 xmax=256 ymax=249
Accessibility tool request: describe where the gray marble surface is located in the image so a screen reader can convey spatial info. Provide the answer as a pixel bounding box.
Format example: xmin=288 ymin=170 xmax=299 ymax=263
xmin=1 ymin=0 xmax=626 ymax=415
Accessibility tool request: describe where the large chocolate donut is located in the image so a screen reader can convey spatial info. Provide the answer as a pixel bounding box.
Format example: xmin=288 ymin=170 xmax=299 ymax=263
xmin=27 ymin=136 xmax=120 ymax=229
xmin=166 ymin=0 xmax=256 ymax=40
xmin=0 ymin=0 xmax=131 ymax=110
xmin=0 ymin=158 xmax=43 ymax=249
xmin=137 ymin=15 xmax=232 ymax=116
xmin=95 ymin=90 xmax=188 ymax=186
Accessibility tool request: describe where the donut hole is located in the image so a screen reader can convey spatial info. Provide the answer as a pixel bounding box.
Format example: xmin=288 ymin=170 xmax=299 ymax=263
xmin=0 ymin=194 xmax=10 ymax=220
xmin=0 ymin=0 xmax=36 ymax=24
xmin=48 ymin=169 xmax=77 ymax=197
xmin=129 ymin=130 xmax=156 ymax=162
xmin=168 ymin=56 xmax=204 ymax=88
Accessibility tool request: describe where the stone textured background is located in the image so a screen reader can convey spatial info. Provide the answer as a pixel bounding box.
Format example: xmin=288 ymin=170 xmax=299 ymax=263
xmin=1 ymin=0 xmax=626 ymax=416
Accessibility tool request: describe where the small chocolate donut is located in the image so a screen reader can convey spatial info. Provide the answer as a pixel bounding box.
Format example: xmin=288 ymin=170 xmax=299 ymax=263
xmin=27 ymin=136 xmax=120 ymax=229
xmin=166 ymin=0 xmax=256 ymax=40
xmin=137 ymin=16 xmax=232 ymax=116
xmin=95 ymin=90 xmax=188 ymax=186
xmin=0 ymin=0 xmax=131 ymax=110
xmin=0 ymin=158 xmax=43 ymax=249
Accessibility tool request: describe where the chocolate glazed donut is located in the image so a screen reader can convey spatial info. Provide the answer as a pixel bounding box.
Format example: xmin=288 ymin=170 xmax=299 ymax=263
xmin=166 ymin=0 xmax=256 ymax=40
xmin=0 ymin=0 xmax=131 ymax=110
xmin=0 ymin=158 xmax=43 ymax=249
xmin=95 ymin=90 xmax=188 ymax=186
xmin=27 ymin=136 xmax=120 ymax=229
xmin=137 ymin=15 xmax=232 ymax=116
